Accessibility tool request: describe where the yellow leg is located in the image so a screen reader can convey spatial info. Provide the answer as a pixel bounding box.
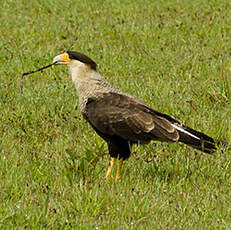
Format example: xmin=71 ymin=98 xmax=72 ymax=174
xmin=116 ymin=158 xmax=123 ymax=180
xmin=106 ymin=157 xmax=116 ymax=180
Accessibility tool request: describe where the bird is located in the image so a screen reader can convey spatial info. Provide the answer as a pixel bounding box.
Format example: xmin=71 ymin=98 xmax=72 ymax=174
xmin=53 ymin=51 xmax=226 ymax=180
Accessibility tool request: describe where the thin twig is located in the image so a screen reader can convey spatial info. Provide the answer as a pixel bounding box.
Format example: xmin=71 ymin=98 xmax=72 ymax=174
xmin=20 ymin=61 xmax=57 ymax=96
xmin=20 ymin=24 xmax=79 ymax=95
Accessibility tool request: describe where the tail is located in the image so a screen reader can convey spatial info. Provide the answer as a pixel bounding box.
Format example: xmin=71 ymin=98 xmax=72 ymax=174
xmin=148 ymin=108 xmax=228 ymax=153
xmin=172 ymin=123 xmax=227 ymax=153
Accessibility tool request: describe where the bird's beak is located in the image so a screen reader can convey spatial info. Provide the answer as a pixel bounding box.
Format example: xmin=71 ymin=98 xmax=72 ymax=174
xmin=53 ymin=53 xmax=71 ymax=65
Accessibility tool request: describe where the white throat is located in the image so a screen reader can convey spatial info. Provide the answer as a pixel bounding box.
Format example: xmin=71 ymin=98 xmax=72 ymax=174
xmin=68 ymin=60 xmax=117 ymax=112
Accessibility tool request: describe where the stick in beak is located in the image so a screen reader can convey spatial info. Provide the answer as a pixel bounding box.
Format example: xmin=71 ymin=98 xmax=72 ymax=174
xmin=20 ymin=61 xmax=58 ymax=96
xmin=53 ymin=53 xmax=71 ymax=65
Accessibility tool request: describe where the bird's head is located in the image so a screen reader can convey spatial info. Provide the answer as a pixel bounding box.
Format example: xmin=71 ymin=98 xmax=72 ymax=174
xmin=53 ymin=51 xmax=97 ymax=71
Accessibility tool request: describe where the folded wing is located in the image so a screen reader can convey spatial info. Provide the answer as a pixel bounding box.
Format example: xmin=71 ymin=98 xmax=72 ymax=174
xmin=84 ymin=92 xmax=179 ymax=143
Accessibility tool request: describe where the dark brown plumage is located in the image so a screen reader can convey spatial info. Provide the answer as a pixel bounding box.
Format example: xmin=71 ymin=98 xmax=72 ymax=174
xmin=53 ymin=51 xmax=227 ymax=180
xmin=67 ymin=51 xmax=97 ymax=70
xmin=84 ymin=92 xmax=223 ymax=156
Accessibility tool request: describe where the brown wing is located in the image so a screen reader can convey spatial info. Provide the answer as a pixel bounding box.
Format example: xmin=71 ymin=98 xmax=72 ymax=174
xmin=84 ymin=92 xmax=179 ymax=142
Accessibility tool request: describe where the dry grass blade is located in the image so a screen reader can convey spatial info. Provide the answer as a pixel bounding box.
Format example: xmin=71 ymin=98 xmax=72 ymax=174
xmin=65 ymin=25 xmax=79 ymax=52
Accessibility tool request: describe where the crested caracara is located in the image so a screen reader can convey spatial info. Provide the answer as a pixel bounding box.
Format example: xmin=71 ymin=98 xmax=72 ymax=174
xmin=53 ymin=51 xmax=226 ymax=180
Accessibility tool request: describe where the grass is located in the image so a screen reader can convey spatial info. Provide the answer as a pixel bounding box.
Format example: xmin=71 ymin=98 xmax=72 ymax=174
xmin=1 ymin=0 xmax=231 ymax=229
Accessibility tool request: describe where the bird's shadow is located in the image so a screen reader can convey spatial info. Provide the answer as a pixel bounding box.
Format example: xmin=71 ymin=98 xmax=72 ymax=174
xmin=131 ymin=144 xmax=194 ymax=184
xmin=141 ymin=162 xmax=193 ymax=185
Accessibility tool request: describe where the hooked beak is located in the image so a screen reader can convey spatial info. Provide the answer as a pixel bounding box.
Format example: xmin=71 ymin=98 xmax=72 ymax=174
xmin=53 ymin=53 xmax=71 ymax=65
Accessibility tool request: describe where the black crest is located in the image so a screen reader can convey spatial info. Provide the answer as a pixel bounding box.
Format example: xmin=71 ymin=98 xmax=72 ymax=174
xmin=67 ymin=51 xmax=97 ymax=70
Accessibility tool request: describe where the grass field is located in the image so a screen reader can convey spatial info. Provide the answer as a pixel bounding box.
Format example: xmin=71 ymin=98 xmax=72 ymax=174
xmin=1 ymin=0 xmax=231 ymax=229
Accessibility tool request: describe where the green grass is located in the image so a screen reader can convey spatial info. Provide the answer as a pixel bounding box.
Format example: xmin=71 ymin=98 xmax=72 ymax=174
xmin=1 ymin=0 xmax=231 ymax=229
